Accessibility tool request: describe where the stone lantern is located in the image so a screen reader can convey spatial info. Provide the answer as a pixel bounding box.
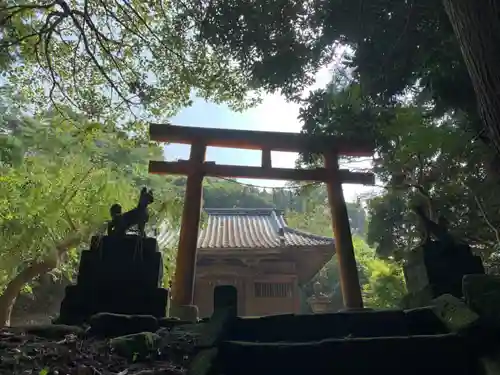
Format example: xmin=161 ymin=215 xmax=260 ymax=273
xmin=307 ymin=281 xmax=332 ymax=314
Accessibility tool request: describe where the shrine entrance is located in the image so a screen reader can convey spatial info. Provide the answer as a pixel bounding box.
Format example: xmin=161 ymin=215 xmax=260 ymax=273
xmin=148 ymin=123 xmax=374 ymax=311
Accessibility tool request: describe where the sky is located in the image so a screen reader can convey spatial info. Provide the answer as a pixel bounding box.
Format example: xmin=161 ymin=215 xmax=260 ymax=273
xmin=163 ymin=65 xmax=376 ymax=203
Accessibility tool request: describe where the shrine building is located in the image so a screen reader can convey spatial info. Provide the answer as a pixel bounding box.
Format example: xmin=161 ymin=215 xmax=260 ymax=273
xmin=194 ymin=208 xmax=335 ymax=317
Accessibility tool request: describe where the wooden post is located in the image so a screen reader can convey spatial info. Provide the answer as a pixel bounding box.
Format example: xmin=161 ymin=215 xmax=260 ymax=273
xmin=323 ymin=152 xmax=364 ymax=309
xmin=172 ymin=142 xmax=207 ymax=307
xmin=262 ymin=148 xmax=272 ymax=169
xmin=293 ymin=277 xmax=301 ymax=313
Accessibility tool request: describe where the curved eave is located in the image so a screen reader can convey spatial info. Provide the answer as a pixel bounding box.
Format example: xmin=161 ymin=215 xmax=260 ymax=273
xmin=197 ymin=242 xmax=335 ymax=253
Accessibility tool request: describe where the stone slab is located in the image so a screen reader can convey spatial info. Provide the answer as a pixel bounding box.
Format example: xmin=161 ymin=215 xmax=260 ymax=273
xmin=227 ymin=309 xmax=409 ymax=342
xmin=217 ymin=334 xmax=479 ymax=375
xmin=431 ymin=294 xmax=479 ymax=332
xmin=404 ymin=307 xmax=448 ymax=335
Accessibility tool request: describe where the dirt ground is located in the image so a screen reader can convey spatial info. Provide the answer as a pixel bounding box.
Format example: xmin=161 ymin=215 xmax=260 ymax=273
xmin=0 ymin=327 xmax=188 ymax=375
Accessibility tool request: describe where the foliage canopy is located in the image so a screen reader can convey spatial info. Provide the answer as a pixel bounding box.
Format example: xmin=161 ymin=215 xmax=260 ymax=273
xmin=1 ymin=0 xmax=258 ymax=119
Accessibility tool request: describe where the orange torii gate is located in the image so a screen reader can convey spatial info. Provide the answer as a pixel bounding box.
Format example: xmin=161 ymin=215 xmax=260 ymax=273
xmin=148 ymin=123 xmax=375 ymax=312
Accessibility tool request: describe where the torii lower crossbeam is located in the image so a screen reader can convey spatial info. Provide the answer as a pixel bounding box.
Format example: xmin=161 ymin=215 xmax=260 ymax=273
xmin=149 ymin=124 xmax=375 ymax=313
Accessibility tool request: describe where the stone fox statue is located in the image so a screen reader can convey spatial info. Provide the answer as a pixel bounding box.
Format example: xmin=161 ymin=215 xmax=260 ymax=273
xmin=413 ymin=204 xmax=454 ymax=246
xmin=107 ymin=187 xmax=154 ymax=237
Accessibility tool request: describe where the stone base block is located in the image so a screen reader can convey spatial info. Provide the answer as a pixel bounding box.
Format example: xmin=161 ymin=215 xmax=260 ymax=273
xmin=77 ymin=249 xmax=163 ymax=289
xmin=58 ymin=285 xmax=169 ymax=325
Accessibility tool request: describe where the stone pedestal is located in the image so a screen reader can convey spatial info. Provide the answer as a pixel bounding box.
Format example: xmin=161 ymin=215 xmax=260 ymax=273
xmin=403 ymin=240 xmax=484 ymax=307
xmin=307 ymin=295 xmax=332 ymax=314
xmin=57 ymin=235 xmax=169 ymax=325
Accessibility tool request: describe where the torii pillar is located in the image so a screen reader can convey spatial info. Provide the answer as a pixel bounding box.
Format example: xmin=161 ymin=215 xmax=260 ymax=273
xmin=170 ymin=142 xmax=206 ymax=319
xmin=324 ymin=152 xmax=363 ymax=308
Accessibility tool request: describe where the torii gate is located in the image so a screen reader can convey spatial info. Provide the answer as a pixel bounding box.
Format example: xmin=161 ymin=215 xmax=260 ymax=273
xmin=148 ymin=123 xmax=375 ymax=312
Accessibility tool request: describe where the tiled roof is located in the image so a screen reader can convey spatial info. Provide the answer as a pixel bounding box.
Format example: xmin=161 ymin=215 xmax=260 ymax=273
xmin=197 ymin=208 xmax=334 ymax=250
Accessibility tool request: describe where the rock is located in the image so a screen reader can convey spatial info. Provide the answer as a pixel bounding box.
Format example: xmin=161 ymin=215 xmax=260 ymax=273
xmin=160 ymin=316 xmax=180 ymax=321
xmin=88 ymin=313 xmax=159 ymax=338
xmin=75 ymin=365 xmax=94 ymax=375
xmin=431 ymin=294 xmax=479 ymax=332
xmin=168 ymin=323 xmax=205 ymax=344
xmin=15 ymin=324 xmax=85 ymax=339
xmin=158 ymin=317 xmax=192 ymax=329
xmin=463 ymin=274 xmax=500 ymax=327
xmin=187 ymin=348 xmax=218 ymax=375
xmin=480 ymin=350 xmax=500 ymax=375
xmin=157 ymin=322 xmax=206 ymax=351
xmin=197 ymin=308 xmax=236 ymax=348
xmin=109 ymin=332 xmax=161 ymax=360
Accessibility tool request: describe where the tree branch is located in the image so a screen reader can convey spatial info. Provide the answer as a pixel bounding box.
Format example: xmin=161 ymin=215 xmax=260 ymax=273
xmin=473 ymin=193 xmax=500 ymax=245
xmin=0 ymin=1 xmax=58 ymax=27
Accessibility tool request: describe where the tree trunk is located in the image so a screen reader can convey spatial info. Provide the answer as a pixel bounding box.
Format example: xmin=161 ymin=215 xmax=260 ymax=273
xmin=0 ymin=232 xmax=88 ymax=328
xmin=442 ymin=0 xmax=500 ymax=160
xmin=0 ymin=261 xmax=55 ymax=327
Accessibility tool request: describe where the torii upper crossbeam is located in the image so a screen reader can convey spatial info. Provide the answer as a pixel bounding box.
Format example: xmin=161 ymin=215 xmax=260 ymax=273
xmin=149 ymin=123 xmax=375 ymax=312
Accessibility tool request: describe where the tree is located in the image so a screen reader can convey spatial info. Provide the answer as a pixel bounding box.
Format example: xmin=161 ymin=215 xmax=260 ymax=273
xmin=285 ymin=189 xmax=406 ymax=309
xmin=298 ymin=82 xmax=500 ymax=271
xmin=286 ymin=188 xmax=366 ymax=237
xmin=1 ymin=0 xmax=258 ymax=118
xmin=361 ymin=255 xmax=407 ymax=309
xmin=203 ymin=178 xmax=274 ymax=209
xmin=441 ymin=0 xmax=500 ymax=161
xmin=0 ymin=155 xmax=132 ymax=326
xmin=0 ymin=102 xmax=183 ymax=327
xmin=301 ymin=234 xmax=407 ymax=309
xmin=187 ymin=0 xmax=500 ymax=173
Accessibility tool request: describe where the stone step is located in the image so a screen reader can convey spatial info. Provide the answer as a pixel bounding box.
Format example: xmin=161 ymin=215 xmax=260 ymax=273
xmin=223 ymin=308 xmax=448 ymax=342
xmin=214 ymin=334 xmax=481 ymax=375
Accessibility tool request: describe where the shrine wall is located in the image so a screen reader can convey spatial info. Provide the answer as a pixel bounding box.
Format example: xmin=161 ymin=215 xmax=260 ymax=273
xmin=194 ymin=261 xmax=300 ymax=317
